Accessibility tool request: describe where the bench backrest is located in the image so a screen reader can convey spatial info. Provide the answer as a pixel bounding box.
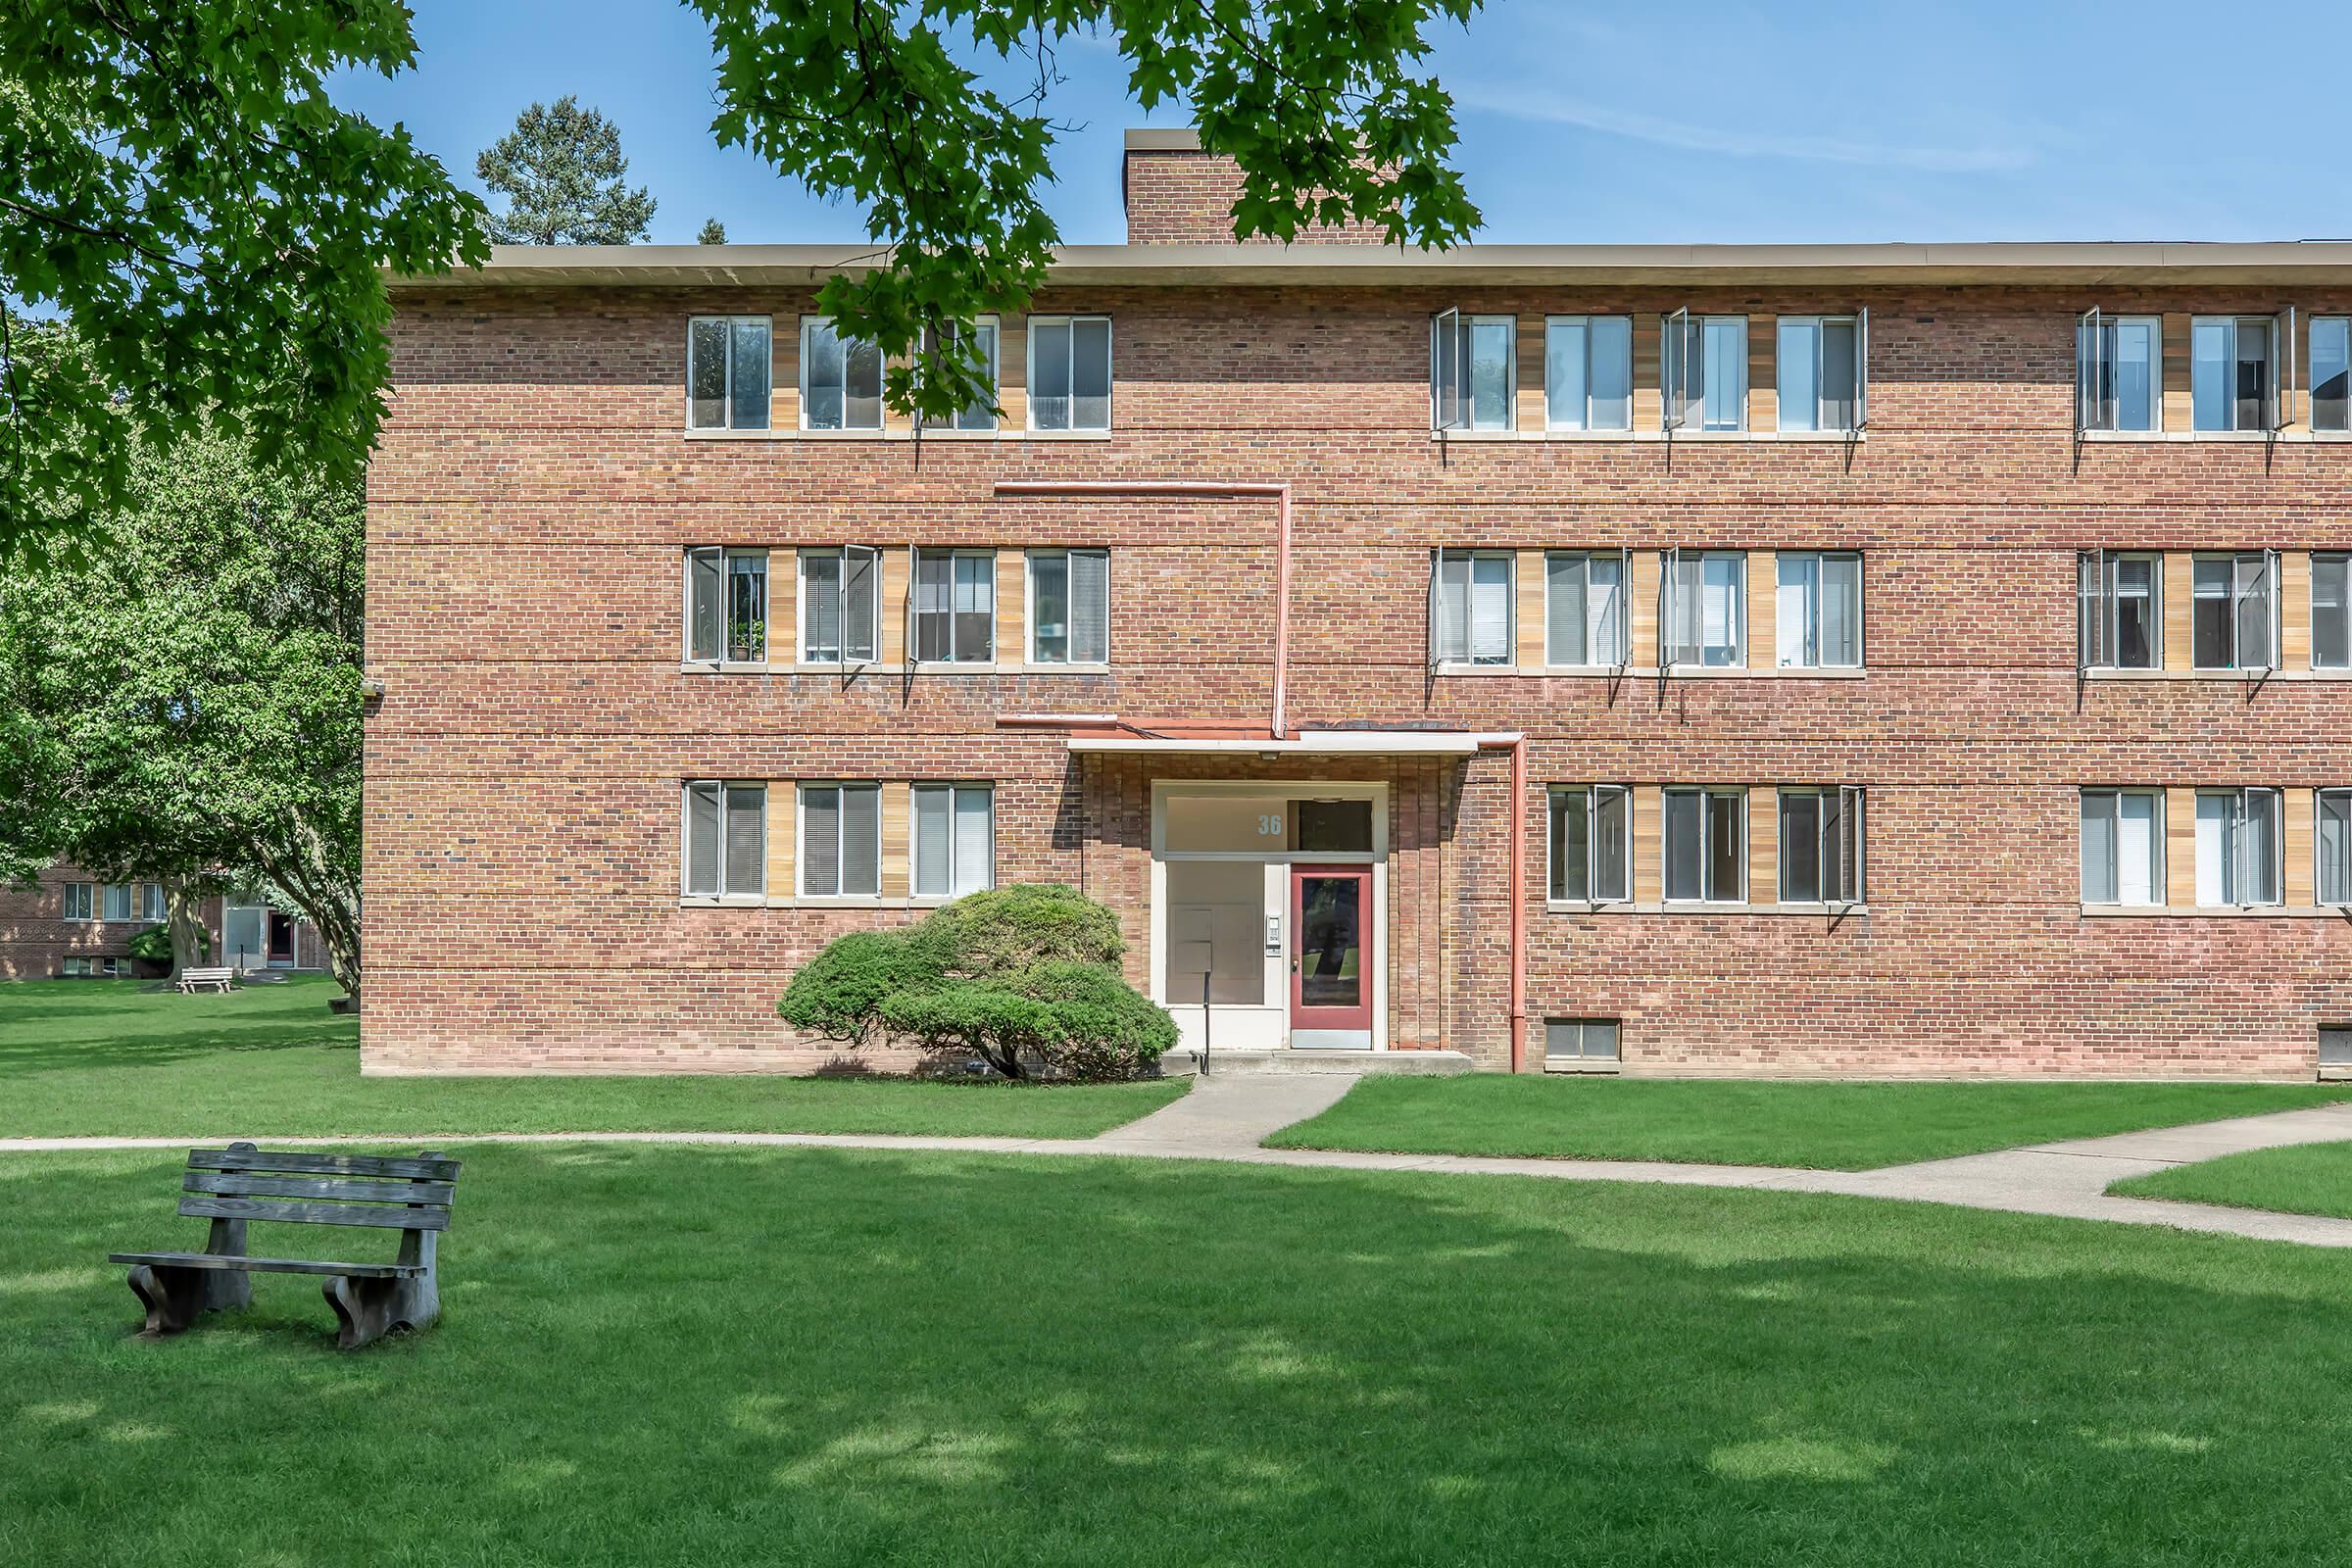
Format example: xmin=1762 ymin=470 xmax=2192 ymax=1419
xmin=179 ymin=1145 xmax=462 ymax=1232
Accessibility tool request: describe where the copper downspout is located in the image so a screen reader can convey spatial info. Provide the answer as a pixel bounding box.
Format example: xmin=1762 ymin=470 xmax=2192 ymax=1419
xmin=992 ymin=480 xmax=1292 ymax=738
xmin=1479 ymin=734 xmax=1530 ymax=1073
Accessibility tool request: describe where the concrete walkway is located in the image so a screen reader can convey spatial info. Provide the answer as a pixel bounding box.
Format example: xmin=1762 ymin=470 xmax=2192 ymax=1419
xmin=8 ymin=1083 xmax=2352 ymax=1249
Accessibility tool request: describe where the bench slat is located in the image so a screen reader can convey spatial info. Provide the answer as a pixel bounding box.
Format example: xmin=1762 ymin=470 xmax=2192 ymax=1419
xmin=188 ymin=1149 xmax=462 ymax=1182
xmin=184 ymin=1171 xmax=456 ymax=1205
xmin=111 ymin=1250 xmax=421 ymax=1279
xmin=177 ymin=1195 xmax=450 ymax=1231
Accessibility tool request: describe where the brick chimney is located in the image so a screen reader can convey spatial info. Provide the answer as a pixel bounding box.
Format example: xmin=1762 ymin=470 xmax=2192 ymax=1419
xmin=1121 ymin=127 xmax=1392 ymax=246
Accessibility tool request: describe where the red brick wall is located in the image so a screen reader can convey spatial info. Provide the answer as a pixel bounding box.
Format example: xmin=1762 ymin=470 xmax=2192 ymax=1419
xmin=1123 ymin=148 xmax=1393 ymax=246
xmin=0 ymin=866 xmax=225 ymax=980
xmin=366 ymin=278 xmax=2352 ymax=1077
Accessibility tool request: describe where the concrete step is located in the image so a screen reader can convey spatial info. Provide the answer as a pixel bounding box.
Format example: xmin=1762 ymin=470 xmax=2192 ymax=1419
xmin=1156 ymin=1046 xmax=1474 ymax=1078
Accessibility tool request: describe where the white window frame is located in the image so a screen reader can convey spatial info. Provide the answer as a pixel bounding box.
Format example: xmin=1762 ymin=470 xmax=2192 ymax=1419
xmin=2311 ymin=316 xmax=2350 ymax=433
xmin=911 ymin=548 xmax=997 ymax=666
xmin=1544 ymin=1017 xmax=1621 ymax=1067
xmin=681 ymin=780 xmax=767 ymax=903
xmin=101 ymin=882 xmax=133 ymax=922
xmin=1025 ymin=548 xmax=1110 ymax=667
xmin=1430 ymin=548 xmax=1515 ymax=668
xmin=796 ymin=547 xmax=881 ymax=667
xmin=1543 ymin=315 xmax=1634 ymax=432
xmin=686 ymin=315 xmax=772 ymax=432
xmin=1025 ymin=314 xmax=1113 ymax=432
xmin=916 ymin=316 xmax=1001 ymax=432
xmin=2311 ymin=553 xmax=2350 ymax=671
xmin=2189 ymin=313 xmax=2291 ymax=433
xmin=1430 ymin=311 xmax=1516 ymax=432
xmin=1775 ymin=313 xmax=1867 ymax=434
xmin=1777 ymin=786 xmax=1866 ymax=906
xmin=2076 ymin=550 xmax=2164 ymax=672
xmin=1661 ymin=787 xmax=1747 ymax=905
xmin=1661 ymin=312 xmax=1747 ymax=433
xmin=1547 ymin=784 xmax=1633 ymax=905
xmin=800 ymin=316 xmax=884 ymax=432
xmin=2075 ymin=310 xmax=2162 ymax=433
xmin=1660 ymin=549 xmax=1747 ymax=670
xmin=2189 ymin=550 xmax=2279 ymax=672
xmin=911 ymin=783 xmax=996 ymax=900
xmin=797 ymin=782 xmax=883 ymax=901
xmin=1544 ymin=549 xmax=1631 ymax=668
xmin=62 ymin=881 xmax=93 ymax=922
xmin=683 ymin=548 xmax=770 ymax=666
xmin=2079 ymin=788 xmax=2165 ymax=907
xmin=139 ymin=883 xmax=164 ymax=922
xmin=2194 ymin=787 xmax=2282 ymax=908
xmin=2317 ymin=789 xmax=2352 ymax=907
xmin=1775 ymin=551 xmax=1864 ymax=669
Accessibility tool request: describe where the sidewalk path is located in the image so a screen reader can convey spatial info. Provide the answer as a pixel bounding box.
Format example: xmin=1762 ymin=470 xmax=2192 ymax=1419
xmin=7 ymin=1083 xmax=2351 ymax=1248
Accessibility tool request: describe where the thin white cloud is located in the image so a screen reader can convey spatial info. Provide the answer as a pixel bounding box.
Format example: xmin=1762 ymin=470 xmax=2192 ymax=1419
xmin=1466 ymin=85 xmax=2033 ymax=174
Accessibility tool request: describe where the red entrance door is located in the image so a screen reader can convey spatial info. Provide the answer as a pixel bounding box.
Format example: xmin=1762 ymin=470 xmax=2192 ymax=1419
xmin=1290 ymin=864 xmax=1372 ymax=1045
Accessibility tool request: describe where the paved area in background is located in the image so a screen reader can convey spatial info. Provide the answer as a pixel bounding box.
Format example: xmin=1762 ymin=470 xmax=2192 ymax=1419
xmin=8 ymin=1082 xmax=2352 ymax=1248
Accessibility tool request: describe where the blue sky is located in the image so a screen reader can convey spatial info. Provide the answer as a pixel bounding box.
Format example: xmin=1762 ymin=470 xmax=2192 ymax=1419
xmin=334 ymin=0 xmax=2352 ymax=246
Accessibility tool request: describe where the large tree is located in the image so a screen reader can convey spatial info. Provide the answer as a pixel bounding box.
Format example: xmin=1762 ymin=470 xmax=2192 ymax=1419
xmin=692 ymin=0 xmax=1484 ymax=422
xmin=476 ymin=96 xmax=658 ymax=245
xmin=0 ymin=406 xmax=365 ymax=1000
xmin=0 ymin=1 xmax=488 ymax=561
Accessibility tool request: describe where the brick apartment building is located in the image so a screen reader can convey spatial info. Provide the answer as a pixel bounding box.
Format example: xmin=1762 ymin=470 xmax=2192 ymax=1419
xmin=0 ymin=865 xmax=320 ymax=979
xmin=364 ymin=128 xmax=2352 ymax=1079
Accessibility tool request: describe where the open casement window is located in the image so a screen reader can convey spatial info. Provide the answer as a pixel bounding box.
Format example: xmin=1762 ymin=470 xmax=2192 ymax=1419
xmin=1776 ymin=314 xmax=1866 ymax=433
xmin=916 ymin=318 xmax=1000 ymax=431
xmin=798 ymin=783 xmax=882 ymax=898
xmin=2312 ymin=318 xmax=2351 ymax=432
xmin=2080 ymin=789 xmax=2163 ymax=906
xmin=1430 ymin=549 xmax=1514 ymax=666
xmin=912 ymin=784 xmax=995 ymax=899
xmin=1027 ymin=316 xmax=1112 ymax=431
xmin=1662 ymin=312 xmax=1746 ymax=432
xmin=1662 ymin=549 xmax=1746 ymax=668
xmin=1429 ymin=312 xmax=1513 ymax=432
xmin=2195 ymin=788 xmax=2281 ymax=906
xmin=1544 ymin=550 xmax=1630 ymax=667
xmin=2190 ymin=551 xmax=2279 ymax=671
xmin=2191 ymin=314 xmax=2290 ymax=432
xmin=2318 ymin=790 xmax=2352 ymax=906
xmin=2312 ymin=554 xmax=2351 ymax=670
xmin=2076 ymin=550 xmax=2162 ymax=671
xmin=2076 ymin=311 xmax=2161 ymax=433
xmin=682 ymin=781 xmax=767 ymax=900
xmin=685 ymin=549 xmax=769 ymax=663
xmin=1028 ymin=549 xmax=1109 ymax=665
xmin=687 ymin=316 xmax=771 ymax=430
xmin=800 ymin=317 xmax=883 ymax=431
xmin=799 ymin=547 xmax=879 ymax=666
xmin=1775 ymin=552 xmax=1862 ymax=668
xmin=1778 ymin=787 xmax=1865 ymax=905
xmin=1662 ymin=787 xmax=1746 ymax=903
xmin=1544 ymin=316 xmax=1634 ymax=431
xmin=1548 ymin=785 xmax=1632 ymax=903
xmin=913 ymin=549 xmax=995 ymax=664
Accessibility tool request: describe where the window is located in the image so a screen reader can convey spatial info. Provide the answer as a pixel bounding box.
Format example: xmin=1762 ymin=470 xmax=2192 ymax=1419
xmin=1028 ymin=549 xmax=1109 ymax=665
xmin=1430 ymin=311 xmax=1515 ymax=431
xmin=913 ymin=549 xmax=995 ymax=663
xmin=1431 ymin=550 xmax=1514 ymax=666
xmin=799 ymin=783 xmax=881 ymax=898
xmin=682 ymin=781 xmax=766 ymax=900
xmin=2319 ymin=790 xmax=2352 ymax=906
xmin=1544 ymin=316 xmax=1632 ymax=431
xmin=2313 ymin=555 xmax=2350 ymax=670
xmin=2313 ymin=318 xmax=2349 ymax=432
xmin=1662 ymin=787 xmax=1745 ymax=903
xmin=687 ymin=316 xmax=771 ymax=431
xmin=1548 ymin=785 xmax=1631 ymax=904
xmin=1779 ymin=787 xmax=1865 ymax=905
xmin=2076 ymin=551 xmax=2162 ymax=671
xmin=1662 ymin=550 xmax=1746 ymax=668
xmin=685 ymin=549 xmax=769 ymax=663
xmin=2190 ymin=315 xmax=2285 ymax=432
xmin=917 ymin=318 xmax=1000 ymax=431
xmin=2191 ymin=551 xmax=2278 ymax=671
xmin=1775 ymin=552 xmax=1862 ymax=668
xmin=2195 ymin=788 xmax=2281 ymax=906
xmin=2323 ymin=1027 xmax=2352 ymax=1067
xmin=2080 ymin=789 xmax=2163 ymax=906
xmin=1777 ymin=315 xmax=1866 ymax=433
xmin=2076 ymin=312 xmax=2160 ymax=432
xmin=1028 ymin=315 xmax=1112 ymax=431
xmin=799 ymin=548 xmax=879 ymax=665
xmin=139 ymin=883 xmax=164 ymax=922
xmin=1544 ymin=1018 xmax=1621 ymax=1064
xmin=801 ymin=318 xmax=883 ymax=431
xmin=1662 ymin=312 xmax=1747 ymax=432
xmin=62 ymin=882 xmax=92 ymax=921
xmin=102 ymin=883 xmax=133 ymax=921
xmin=912 ymin=785 xmax=994 ymax=899
xmin=1544 ymin=551 xmax=1629 ymax=667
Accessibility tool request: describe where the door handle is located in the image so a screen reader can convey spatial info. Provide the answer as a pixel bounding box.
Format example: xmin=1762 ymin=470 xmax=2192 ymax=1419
xmin=1290 ymin=956 xmax=1300 ymax=973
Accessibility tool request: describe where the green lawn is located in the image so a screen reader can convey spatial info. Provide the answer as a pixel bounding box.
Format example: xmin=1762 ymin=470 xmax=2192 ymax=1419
xmin=4 ymin=1144 xmax=2350 ymax=1565
xmin=2110 ymin=1139 xmax=2352 ymax=1220
xmin=1265 ymin=1074 xmax=2352 ymax=1170
xmin=0 ymin=978 xmax=1183 ymax=1139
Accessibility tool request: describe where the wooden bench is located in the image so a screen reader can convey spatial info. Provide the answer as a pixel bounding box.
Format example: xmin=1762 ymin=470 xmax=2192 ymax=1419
xmin=174 ymin=967 xmax=235 ymax=994
xmin=110 ymin=1143 xmax=463 ymax=1349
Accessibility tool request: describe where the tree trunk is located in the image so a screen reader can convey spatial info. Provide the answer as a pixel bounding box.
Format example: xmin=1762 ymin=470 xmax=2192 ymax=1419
xmin=165 ymin=884 xmax=208 ymax=978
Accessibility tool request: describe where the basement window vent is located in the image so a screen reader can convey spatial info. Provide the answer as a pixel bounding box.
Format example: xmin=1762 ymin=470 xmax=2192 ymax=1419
xmin=1545 ymin=1018 xmax=1620 ymax=1071
xmin=2321 ymin=1028 xmax=2352 ymax=1067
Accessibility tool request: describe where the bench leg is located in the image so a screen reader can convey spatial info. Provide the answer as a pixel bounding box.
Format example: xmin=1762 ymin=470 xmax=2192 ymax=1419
xmin=322 ymin=1268 xmax=439 ymax=1351
xmin=126 ymin=1263 xmax=247 ymax=1337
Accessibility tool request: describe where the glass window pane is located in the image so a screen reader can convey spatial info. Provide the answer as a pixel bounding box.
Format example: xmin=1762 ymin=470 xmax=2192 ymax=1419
xmin=2244 ymin=790 xmax=2280 ymax=905
xmin=1593 ymin=787 xmax=1629 ymax=901
xmin=803 ymin=553 xmax=842 ymax=662
xmin=801 ymin=787 xmax=839 ymax=896
xmin=2313 ymin=556 xmax=2350 ymax=669
xmin=844 ymin=548 xmax=878 ymax=662
xmin=913 ymin=786 xmax=951 ymax=898
xmin=1031 ymin=318 xmax=1071 ymax=429
xmin=1777 ymin=553 xmax=1816 ymax=667
xmin=2113 ymin=556 xmax=2156 ymax=669
xmin=1705 ymin=793 xmax=1742 ymax=900
xmin=954 ymin=787 xmax=992 ymax=894
xmin=1664 ymin=791 xmax=1702 ymax=901
xmin=688 ymin=318 xmax=728 ymax=428
xmin=729 ymin=318 xmax=770 ymax=429
xmin=1032 ymin=552 xmax=1070 ymax=662
xmin=1777 ymin=318 xmax=1819 ymax=433
xmin=686 ymin=784 xmax=721 ymax=896
xmin=804 ymin=320 xmax=845 ymax=429
xmin=1436 ymin=552 xmax=1469 ymax=662
xmin=2195 ymin=793 xmax=2232 ymax=904
xmin=954 ymin=555 xmax=994 ymax=662
xmin=1701 ymin=554 xmax=1741 ymax=665
xmin=1469 ymin=318 xmax=1511 ymax=429
xmin=1590 ymin=555 xmax=1624 ymax=664
xmin=1070 ymin=549 xmax=1109 ymax=663
xmin=2235 ymin=554 xmax=2274 ymax=670
xmin=1294 ymin=799 xmax=1372 ymax=854
xmin=845 ymin=338 xmax=883 ymax=429
xmin=1782 ymin=791 xmax=1823 ymax=902
xmin=2320 ymin=793 xmax=2352 ymax=905
xmin=2114 ymin=320 xmax=2156 ymax=431
xmin=2236 ymin=318 xmax=2272 ymax=431
xmin=1820 ymin=319 xmax=1856 ymax=431
xmin=724 ymin=785 xmax=765 ymax=896
xmin=1552 ymin=790 xmax=1591 ymax=901
xmin=727 ymin=555 xmax=765 ymax=662
xmin=2314 ymin=318 xmax=2351 ymax=432
xmin=956 ymin=320 xmax=1000 ymax=429
xmin=1821 ymin=554 xmax=1860 ymax=666
xmin=2117 ymin=790 xmax=2157 ymax=906
xmin=1072 ymin=318 xmax=1111 ymax=429
xmin=1589 ymin=318 xmax=1632 ymax=429
xmin=1470 ymin=554 xmax=1511 ymax=663
xmin=841 ymin=786 xmax=881 ymax=897
xmin=1547 ymin=318 xmax=1590 ymax=431
xmin=1702 ymin=318 xmax=1746 ymax=430
xmin=2081 ymin=792 xmax=2117 ymax=904
xmin=914 ymin=552 xmax=951 ymax=662
xmin=2192 ymin=557 xmax=2233 ymax=668
xmin=2191 ymin=318 xmax=2230 ymax=430
xmin=1546 ymin=554 xmax=1588 ymax=664
xmin=688 ymin=550 xmax=722 ymax=662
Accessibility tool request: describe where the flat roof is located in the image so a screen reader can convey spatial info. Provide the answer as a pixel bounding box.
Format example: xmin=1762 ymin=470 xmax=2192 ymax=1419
xmin=389 ymin=239 xmax=2352 ymax=291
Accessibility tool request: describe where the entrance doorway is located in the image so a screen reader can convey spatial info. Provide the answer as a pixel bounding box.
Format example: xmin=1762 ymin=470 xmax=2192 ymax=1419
xmin=1290 ymin=864 xmax=1372 ymax=1049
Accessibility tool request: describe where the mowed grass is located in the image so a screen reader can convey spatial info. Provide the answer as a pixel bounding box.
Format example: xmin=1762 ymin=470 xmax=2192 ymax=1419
xmin=1264 ymin=1074 xmax=2352 ymax=1170
xmin=2111 ymin=1139 xmax=2352 ymax=1220
xmin=0 ymin=979 xmax=1182 ymax=1139
xmin=6 ymin=1145 xmax=2352 ymax=1566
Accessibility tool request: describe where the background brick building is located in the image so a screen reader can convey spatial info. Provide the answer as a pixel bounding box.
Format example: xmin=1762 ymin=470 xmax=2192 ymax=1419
xmin=0 ymin=866 xmax=319 ymax=980
xmin=363 ymin=130 xmax=2352 ymax=1079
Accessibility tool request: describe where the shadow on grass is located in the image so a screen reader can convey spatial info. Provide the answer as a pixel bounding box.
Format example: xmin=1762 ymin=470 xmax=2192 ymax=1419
xmin=3 ymin=1146 xmax=2348 ymax=1566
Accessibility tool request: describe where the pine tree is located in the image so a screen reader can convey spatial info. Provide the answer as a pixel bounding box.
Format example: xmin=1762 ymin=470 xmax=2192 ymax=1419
xmin=698 ymin=218 xmax=727 ymax=244
xmin=476 ymin=96 xmax=656 ymax=245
